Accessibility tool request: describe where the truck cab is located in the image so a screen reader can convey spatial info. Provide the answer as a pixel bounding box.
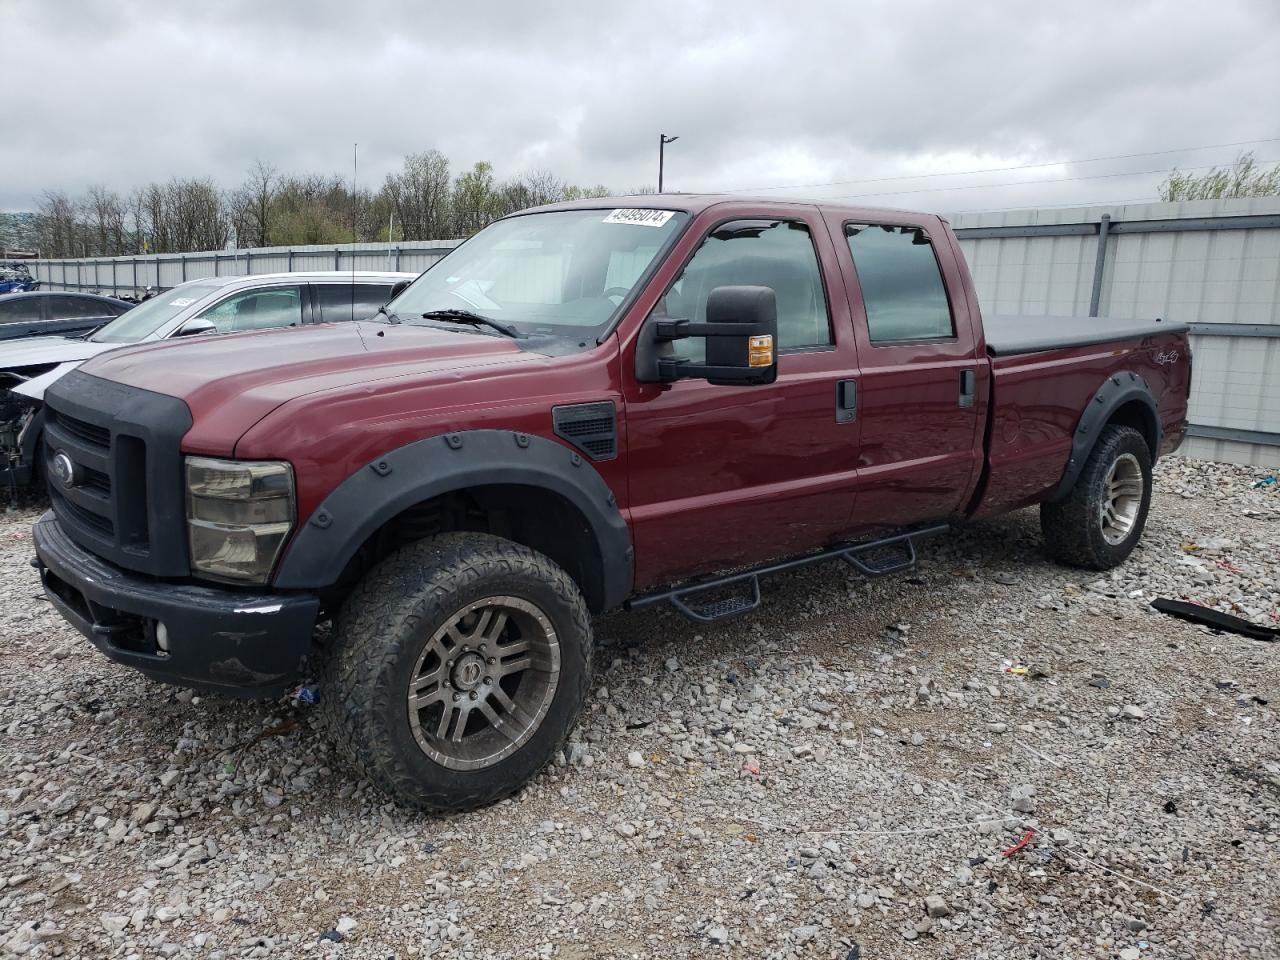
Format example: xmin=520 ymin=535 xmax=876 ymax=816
xmin=31 ymin=196 xmax=1190 ymax=811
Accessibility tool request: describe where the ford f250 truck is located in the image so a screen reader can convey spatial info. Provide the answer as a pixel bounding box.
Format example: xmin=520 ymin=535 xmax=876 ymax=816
xmin=31 ymin=196 xmax=1191 ymax=811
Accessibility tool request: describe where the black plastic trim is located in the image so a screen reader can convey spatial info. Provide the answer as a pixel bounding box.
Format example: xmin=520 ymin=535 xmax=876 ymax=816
xmin=1048 ymin=370 xmax=1160 ymax=501
xmin=33 ymin=511 xmax=318 ymax=698
xmin=272 ymin=430 xmax=634 ymax=610
xmin=43 ymin=370 xmax=193 ymax=576
xmin=552 ymin=401 xmax=618 ymax=462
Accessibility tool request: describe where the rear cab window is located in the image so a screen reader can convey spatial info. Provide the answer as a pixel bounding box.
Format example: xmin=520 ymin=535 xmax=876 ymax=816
xmin=845 ymin=223 xmax=954 ymax=343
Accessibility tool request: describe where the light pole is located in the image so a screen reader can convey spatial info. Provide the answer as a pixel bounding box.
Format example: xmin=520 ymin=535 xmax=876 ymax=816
xmin=658 ymin=134 xmax=679 ymax=193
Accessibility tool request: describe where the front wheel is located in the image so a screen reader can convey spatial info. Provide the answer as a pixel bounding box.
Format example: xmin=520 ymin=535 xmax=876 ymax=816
xmin=318 ymin=533 xmax=593 ymax=811
xmin=1040 ymin=424 xmax=1153 ymax=570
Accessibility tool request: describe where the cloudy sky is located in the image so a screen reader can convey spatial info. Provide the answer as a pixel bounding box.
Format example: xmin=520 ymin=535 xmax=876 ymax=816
xmin=3 ymin=0 xmax=1279 ymax=214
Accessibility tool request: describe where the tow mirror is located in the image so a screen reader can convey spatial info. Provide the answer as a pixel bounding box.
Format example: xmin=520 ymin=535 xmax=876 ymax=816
xmin=637 ymin=285 xmax=778 ymax=386
xmin=389 ymin=279 xmax=412 ymax=299
xmin=173 ymin=317 xmax=217 ymax=338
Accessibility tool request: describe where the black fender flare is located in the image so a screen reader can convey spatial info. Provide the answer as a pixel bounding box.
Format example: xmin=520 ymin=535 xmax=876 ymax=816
xmin=272 ymin=429 xmax=633 ymax=609
xmin=1048 ymin=370 xmax=1160 ymax=501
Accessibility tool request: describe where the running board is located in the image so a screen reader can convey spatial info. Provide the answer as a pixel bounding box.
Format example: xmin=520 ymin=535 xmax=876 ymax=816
xmin=625 ymin=524 xmax=948 ymax=624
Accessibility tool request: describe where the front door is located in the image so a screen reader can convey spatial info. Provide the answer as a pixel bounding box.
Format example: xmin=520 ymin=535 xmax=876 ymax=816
xmin=622 ymin=207 xmax=863 ymax=590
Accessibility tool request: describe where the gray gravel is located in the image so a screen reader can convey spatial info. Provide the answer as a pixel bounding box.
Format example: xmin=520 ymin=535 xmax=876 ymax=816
xmin=1 ymin=457 xmax=1278 ymax=959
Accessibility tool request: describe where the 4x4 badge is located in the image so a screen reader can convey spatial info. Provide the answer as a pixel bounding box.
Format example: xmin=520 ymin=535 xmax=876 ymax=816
xmin=1155 ymin=350 xmax=1179 ymax=365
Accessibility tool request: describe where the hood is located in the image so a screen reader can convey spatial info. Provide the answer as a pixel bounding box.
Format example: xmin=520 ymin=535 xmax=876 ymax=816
xmin=79 ymin=321 xmax=539 ymax=452
xmin=0 ymin=335 xmax=115 ymax=371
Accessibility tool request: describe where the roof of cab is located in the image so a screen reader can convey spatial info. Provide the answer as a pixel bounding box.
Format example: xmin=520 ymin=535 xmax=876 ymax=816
xmin=520 ymin=193 xmax=935 ymax=220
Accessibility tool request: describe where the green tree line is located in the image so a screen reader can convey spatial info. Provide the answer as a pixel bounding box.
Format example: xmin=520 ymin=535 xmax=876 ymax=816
xmin=34 ymin=152 xmax=617 ymax=258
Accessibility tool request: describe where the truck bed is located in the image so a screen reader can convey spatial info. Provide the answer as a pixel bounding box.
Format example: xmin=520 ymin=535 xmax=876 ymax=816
xmin=984 ymin=314 xmax=1189 ymax=356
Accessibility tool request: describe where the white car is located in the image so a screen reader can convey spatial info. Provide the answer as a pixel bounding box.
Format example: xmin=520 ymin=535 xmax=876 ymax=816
xmin=1 ymin=271 xmax=415 ymax=487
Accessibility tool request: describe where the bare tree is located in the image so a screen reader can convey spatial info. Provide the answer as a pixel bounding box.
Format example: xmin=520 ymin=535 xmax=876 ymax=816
xmin=82 ymin=185 xmax=128 ymax=256
xmin=35 ymin=190 xmax=81 ymax=258
xmin=229 ymin=160 xmax=278 ymax=247
xmin=383 ymin=150 xmax=452 ymax=240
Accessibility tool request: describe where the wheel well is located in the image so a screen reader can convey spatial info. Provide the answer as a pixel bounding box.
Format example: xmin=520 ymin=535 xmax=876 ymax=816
xmin=331 ymin=484 xmax=608 ymax=614
xmin=1106 ymin=399 xmax=1159 ymax=458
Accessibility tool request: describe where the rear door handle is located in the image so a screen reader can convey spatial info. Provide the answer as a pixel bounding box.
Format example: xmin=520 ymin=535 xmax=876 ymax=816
xmin=836 ymin=379 xmax=857 ymax=423
xmin=958 ymin=369 xmax=976 ymax=408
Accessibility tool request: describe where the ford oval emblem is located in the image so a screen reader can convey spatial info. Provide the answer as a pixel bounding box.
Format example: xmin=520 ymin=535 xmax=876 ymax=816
xmin=51 ymin=451 xmax=77 ymax=489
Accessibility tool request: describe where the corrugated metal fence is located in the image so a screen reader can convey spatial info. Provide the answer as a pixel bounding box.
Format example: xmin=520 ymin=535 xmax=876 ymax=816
xmin=27 ymin=240 xmax=462 ymax=294
xmin=25 ymin=198 xmax=1280 ymax=467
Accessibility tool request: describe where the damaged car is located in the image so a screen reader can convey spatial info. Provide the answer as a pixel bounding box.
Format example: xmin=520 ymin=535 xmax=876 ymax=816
xmin=2 ymin=271 xmax=414 ymax=489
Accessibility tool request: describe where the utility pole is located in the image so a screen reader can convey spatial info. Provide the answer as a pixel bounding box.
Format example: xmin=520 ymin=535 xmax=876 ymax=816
xmin=658 ymin=134 xmax=679 ymax=193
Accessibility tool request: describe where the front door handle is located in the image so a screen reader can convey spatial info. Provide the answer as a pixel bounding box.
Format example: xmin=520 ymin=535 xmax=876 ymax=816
xmin=958 ymin=369 xmax=976 ymax=408
xmin=836 ymin=379 xmax=857 ymax=423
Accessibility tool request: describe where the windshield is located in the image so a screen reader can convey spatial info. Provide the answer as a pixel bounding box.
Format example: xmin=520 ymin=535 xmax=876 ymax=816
xmin=90 ymin=283 xmax=223 ymax=343
xmin=387 ymin=208 xmax=688 ymax=337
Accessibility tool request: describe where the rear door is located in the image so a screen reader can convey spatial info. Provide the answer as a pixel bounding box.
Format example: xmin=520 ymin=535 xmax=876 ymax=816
xmin=823 ymin=212 xmax=984 ymax=528
xmin=622 ymin=204 xmax=863 ymax=589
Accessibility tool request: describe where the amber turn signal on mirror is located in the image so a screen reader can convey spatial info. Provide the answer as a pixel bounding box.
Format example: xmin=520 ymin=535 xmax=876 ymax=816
xmin=748 ymin=334 xmax=774 ymax=367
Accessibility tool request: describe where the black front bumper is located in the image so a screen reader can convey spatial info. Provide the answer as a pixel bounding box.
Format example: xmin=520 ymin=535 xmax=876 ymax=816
xmin=33 ymin=511 xmax=320 ymax=698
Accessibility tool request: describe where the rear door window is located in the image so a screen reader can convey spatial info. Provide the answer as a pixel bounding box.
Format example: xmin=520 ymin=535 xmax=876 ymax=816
xmin=845 ymin=224 xmax=954 ymax=343
xmin=198 ymin=286 xmax=303 ymax=333
xmin=313 ymin=283 xmax=395 ymax=323
xmin=46 ymin=295 xmax=112 ymax=319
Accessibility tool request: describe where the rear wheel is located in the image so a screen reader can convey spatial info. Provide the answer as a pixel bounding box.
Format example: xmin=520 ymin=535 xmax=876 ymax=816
xmin=318 ymin=532 xmax=593 ymax=811
xmin=1040 ymin=424 xmax=1152 ymax=570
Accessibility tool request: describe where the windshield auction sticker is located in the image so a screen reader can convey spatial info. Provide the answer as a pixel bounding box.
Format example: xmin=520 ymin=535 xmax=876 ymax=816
xmin=603 ymin=209 xmax=675 ymax=227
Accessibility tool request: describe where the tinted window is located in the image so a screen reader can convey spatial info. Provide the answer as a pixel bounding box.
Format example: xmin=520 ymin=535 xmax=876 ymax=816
xmin=846 ymin=224 xmax=953 ymax=343
xmin=314 ymin=283 xmax=395 ymax=323
xmin=47 ymin=295 xmax=113 ymax=319
xmin=199 ymin=286 xmax=303 ymax=333
xmin=0 ymin=298 xmax=36 ymax=323
xmin=653 ymin=219 xmax=830 ymax=361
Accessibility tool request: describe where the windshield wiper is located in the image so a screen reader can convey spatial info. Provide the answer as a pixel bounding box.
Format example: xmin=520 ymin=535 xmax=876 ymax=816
xmin=418 ymin=309 xmax=524 ymax=339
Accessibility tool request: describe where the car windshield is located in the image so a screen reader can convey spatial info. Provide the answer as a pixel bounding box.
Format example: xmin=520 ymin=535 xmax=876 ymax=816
xmin=387 ymin=208 xmax=688 ymax=337
xmin=90 ymin=283 xmax=223 ymax=343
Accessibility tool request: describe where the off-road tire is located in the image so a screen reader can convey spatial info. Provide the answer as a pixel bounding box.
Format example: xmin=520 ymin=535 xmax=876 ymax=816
xmin=317 ymin=532 xmax=593 ymax=811
xmin=1040 ymin=424 xmax=1152 ymax=570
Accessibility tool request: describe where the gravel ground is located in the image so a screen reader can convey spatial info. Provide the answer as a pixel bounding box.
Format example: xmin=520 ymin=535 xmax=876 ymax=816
xmin=1 ymin=457 xmax=1278 ymax=960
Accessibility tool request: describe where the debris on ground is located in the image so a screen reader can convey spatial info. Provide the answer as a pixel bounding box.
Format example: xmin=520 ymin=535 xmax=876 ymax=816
xmin=1151 ymin=597 xmax=1278 ymax=642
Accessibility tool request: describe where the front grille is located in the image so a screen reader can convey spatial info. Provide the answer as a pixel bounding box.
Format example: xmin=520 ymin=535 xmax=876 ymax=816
xmin=51 ymin=490 xmax=114 ymax=536
xmin=42 ymin=369 xmax=193 ymax=577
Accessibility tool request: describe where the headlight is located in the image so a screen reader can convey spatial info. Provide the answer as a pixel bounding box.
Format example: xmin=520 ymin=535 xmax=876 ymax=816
xmin=185 ymin=457 xmax=294 ymax=583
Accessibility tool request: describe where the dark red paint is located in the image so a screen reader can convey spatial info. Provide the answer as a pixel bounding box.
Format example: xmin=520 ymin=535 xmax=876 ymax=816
xmin=82 ymin=197 xmax=1191 ymax=597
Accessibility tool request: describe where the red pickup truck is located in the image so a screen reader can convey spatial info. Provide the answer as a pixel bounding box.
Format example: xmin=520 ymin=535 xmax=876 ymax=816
xmin=32 ymin=196 xmax=1191 ymax=810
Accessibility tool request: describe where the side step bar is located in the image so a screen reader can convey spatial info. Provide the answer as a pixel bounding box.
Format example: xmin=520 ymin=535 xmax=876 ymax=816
xmin=625 ymin=524 xmax=949 ymax=624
